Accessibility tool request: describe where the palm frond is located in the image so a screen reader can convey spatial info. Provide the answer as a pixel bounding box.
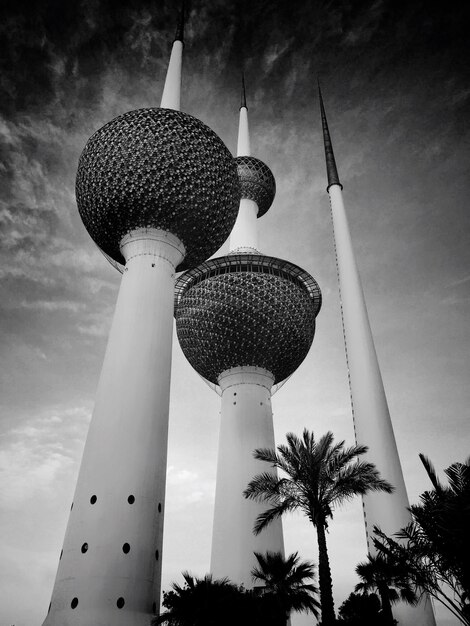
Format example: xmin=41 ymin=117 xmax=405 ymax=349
xmin=419 ymin=453 xmax=444 ymax=492
xmin=253 ymin=446 xmax=282 ymax=466
xmin=328 ymin=461 xmax=394 ymax=508
xmin=251 ymin=550 xmax=320 ymax=618
xmin=314 ymin=431 xmax=336 ymax=460
xmin=445 ymin=460 xmax=470 ymax=496
xmin=253 ymin=498 xmax=296 ymax=534
xmin=244 ymin=471 xmax=285 ymax=501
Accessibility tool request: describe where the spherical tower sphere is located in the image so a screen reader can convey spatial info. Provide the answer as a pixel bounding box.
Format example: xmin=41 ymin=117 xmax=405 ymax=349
xmin=235 ymin=156 xmax=276 ymax=217
xmin=76 ymin=107 xmax=240 ymax=271
xmin=175 ymin=255 xmax=321 ymax=384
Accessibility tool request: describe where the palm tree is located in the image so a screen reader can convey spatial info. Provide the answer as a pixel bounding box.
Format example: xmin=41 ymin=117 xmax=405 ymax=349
xmin=244 ymin=429 xmax=394 ymax=626
xmin=414 ymin=454 xmax=470 ymax=602
xmin=375 ymin=454 xmax=470 ymax=625
xmin=355 ymin=553 xmax=417 ymax=625
xmin=251 ymin=550 xmax=320 ymax=625
xmin=337 ymin=591 xmax=383 ymax=625
xmin=154 ymin=572 xmax=252 ymax=626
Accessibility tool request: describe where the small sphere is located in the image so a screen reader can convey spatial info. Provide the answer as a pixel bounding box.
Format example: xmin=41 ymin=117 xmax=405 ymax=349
xmin=235 ymin=156 xmax=276 ymax=218
xmin=175 ymin=255 xmax=321 ymax=384
xmin=76 ymin=108 xmax=240 ymax=271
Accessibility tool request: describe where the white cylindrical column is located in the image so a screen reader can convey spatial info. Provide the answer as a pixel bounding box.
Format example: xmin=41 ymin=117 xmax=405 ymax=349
xmin=329 ymin=185 xmax=410 ymax=537
xmin=237 ymin=106 xmax=251 ymax=156
xmin=229 ymin=198 xmax=259 ymax=253
xmin=229 ymin=103 xmax=259 ymax=253
xmin=329 ymin=185 xmax=435 ymax=625
xmin=211 ymin=366 xmax=285 ymax=588
xmin=43 ymin=228 xmax=185 ymax=626
xmin=160 ymin=40 xmax=183 ymax=110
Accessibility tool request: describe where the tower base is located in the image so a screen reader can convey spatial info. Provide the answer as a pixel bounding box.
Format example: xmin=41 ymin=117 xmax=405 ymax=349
xmin=211 ymin=366 xmax=285 ymax=587
xmin=43 ymin=229 xmax=185 ymax=626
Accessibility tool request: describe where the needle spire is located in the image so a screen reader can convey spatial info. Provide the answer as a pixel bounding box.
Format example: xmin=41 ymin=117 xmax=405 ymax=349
xmin=241 ymin=72 xmax=247 ymax=109
xmin=237 ymin=74 xmax=250 ymax=156
xmin=318 ymin=78 xmax=342 ymax=190
xmin=174 ymin=0 xmax=185 ymax=44
xmin=160 ymin=1 xmax=186 ymax=110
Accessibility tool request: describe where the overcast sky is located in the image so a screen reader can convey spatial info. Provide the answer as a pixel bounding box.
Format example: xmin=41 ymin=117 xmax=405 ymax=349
xmin=0 ymin=1 xmax=469 ymax=625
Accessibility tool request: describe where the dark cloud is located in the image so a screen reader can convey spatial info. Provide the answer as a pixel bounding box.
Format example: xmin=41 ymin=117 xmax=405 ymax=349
xmin=2 ymin=1 xmax=468 ymax=117
xmin=0 ymin=0 xmax=178 ymax=117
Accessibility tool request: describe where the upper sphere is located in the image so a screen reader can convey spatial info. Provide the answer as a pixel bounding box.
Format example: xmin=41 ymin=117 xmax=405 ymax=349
xmin=235 ymin=156 xmax=275 ymax=217
xmin=76 ymin=108 xmax=240 ymax=271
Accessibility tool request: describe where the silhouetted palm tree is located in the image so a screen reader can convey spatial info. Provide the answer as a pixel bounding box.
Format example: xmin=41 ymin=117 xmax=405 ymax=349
xmin=156 ymin=570 xmax=297 ymax=626
xmin=244 ymin=429 xmax=394 ymax=626
xmin=355 ymin=553 xmax=417 ymax=625
xmin=415 ymin=454 xmax=470 ymax=601
xmin=337 ymin=591 xmax=383 ymax=625
xmin=251 ymin=550 xmax=320 ymax=625
xmin=154 ymin=572 xmax=252 ymax=626
xmin=375 ymin=454 xmax=470 ymax=625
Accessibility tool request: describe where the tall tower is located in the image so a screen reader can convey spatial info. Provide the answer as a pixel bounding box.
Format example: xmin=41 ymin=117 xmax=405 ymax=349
xmin=175 ymin=80 xmax=322 ymax=587
xmin=318 ymin=84 xmax=435 ymax=625
xmin=43 ymin=13 xmax=240 ymax=626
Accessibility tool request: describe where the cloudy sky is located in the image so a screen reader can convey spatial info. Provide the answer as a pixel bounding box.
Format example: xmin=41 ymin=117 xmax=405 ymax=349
xmin=0 ymin=0 xmax=469 ymax=624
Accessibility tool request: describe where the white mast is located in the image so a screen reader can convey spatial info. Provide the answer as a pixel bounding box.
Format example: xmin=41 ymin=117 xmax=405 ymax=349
xmin=210 ymin=78 xmax=285 ymax=586
xmin=43 ymin=4 xmax=240 ymax=623
xmin=43 ymin=12 xmax=187 ymax=626
xmin=211 ymin=365 xmax=285 ymax=587
xmin=318 ymin=82 xmax=435 ymax=626
xmin=44 ymin=230 xmax=184 ymax=626
xmin=160 ymin=6 xmax=184 ymax=110
xmin=229 ymin=75 xmax=260 ymax=253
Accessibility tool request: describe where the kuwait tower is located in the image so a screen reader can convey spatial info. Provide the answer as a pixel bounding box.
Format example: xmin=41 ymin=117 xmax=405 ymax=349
xmin=175 ymin=79 xmax=322 ymax=587
xmin=318 ymin=84 xmax=436 ymax=625
xmin=43 ymin=11 xmax=239 ymax=626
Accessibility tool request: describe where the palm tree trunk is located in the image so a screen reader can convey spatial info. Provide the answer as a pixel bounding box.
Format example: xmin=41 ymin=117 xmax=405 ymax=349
xmin=316 ymin=522 xmax=336 ymax=626
xmin=378 ymin=583 xmax=395 ymax=626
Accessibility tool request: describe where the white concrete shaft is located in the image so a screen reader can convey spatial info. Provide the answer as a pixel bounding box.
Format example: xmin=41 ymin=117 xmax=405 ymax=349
xmin=43 ymin=228 xmax=185 ymax=626
xmin=237 ymin=106 xmax=251 ymax=156
xmin=211 ymin=366 xmax=285 ymax=588
xmin=329 ymin=185 xmax=435 ymax=625
xmin=229 ymin=198 xmax=259 ymax=253
xmin=160 ymin=40 xmax=183 ymax=110
xmin=229 ymin=105 xmax=259 ymax=253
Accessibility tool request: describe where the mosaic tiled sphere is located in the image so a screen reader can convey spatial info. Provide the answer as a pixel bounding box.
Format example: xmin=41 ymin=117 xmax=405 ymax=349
xmin=76 ymin=108 xmax=240 ymax=271
xmin=175 ymin=254 xmax=321 ymax=384
xmin=235 ymin=156 xmax=276 ymax=217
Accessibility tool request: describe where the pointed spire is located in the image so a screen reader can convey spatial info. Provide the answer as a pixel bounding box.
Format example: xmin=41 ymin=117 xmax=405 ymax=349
xmin=318 ymin=78 xmax=342 ymax=190
xmin=174 ymin=0 xmax=185 ymax=44
xmin=160 ymin=2 xmax=185 ymax=110
xmin=237 ymin=74 xmax=250 ymax=156
xmin=240 ymin=72 xmax=247 ymax=109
